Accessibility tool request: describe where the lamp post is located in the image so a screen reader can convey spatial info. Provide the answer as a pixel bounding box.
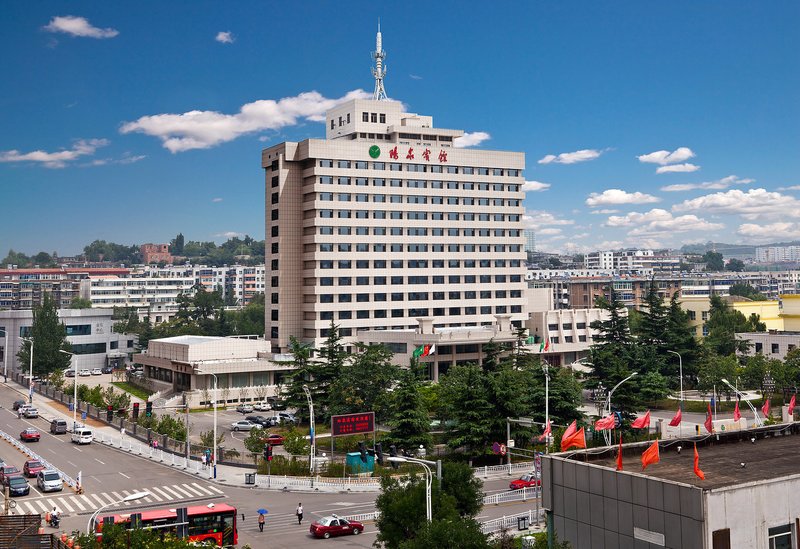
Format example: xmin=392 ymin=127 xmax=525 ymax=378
xmin=59 ymin=350 xmax=77 ymax=429
xmin=20 ymin=337 xmax=34 ymax=403
xmin=542 ymin=362 xmax=550 ymax=453
xmin=87 ymin=491 xmax=150 ymax=534
xmin=194 ymin=369 xmax=218 ymax=479
xmin=302 ymin=385 xmax=315 ymax=475
xmin=387 ymin=456 xmax=433 ymax=522
xmin=721 ymin=378 xmax=763 ymax=427
xmin=0 ymin=329 xmax=7 ymax=383
xmin=667 ymin=350 xmax=683 ymax=437
xmin=603 ymin=372 xmax=638 ymax=446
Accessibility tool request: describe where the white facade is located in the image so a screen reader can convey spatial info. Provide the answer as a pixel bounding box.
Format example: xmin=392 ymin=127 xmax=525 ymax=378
xmin=583 ymin=249 xmax=673 ymax=274
xmin=756 ymin=245 xmax=800 ymax=263
xmin=80 ymin=272 xmax=195 ymax=323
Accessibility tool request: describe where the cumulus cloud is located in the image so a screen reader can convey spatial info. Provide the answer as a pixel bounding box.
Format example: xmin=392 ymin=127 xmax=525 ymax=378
xmin=454 ymin=131 xmax=490 ymax=148
xmin=737 ymin=222 xmax=800 ymax=242
xmin=409 ymin=74 xmax=423 ymax=80
xmin=120 ymin=89 xmax=372 ymax=152
xmin=538 ymin=228 xmax=563 ymax=236
xmin=43 ymin=16 xmax=118 ymax=38
xmin=538 ymin=149 xmax=603 ymax=165
xmin=661 ymin=175 xmax=755 ymax=192
xmin=215 ymin=231 xmax=244 ymax=239
xmin=524 ymin=210 xmax=575 ymax=230
xmin=585 ymin=189 xmax=660 ymax=207
xmin=656 ymin=163 xmax=700 ymax=174
xmin=212 ymin=197 xmax=223 ymax=203
xmin=673 ymin=188 xmax=800 ymax=220
xmin=0 ymin=138 xmax=108 ymax=168
xmin=605 ymin=208 xmax=724 ymax=236
xmin=215 ymin=31 xmax=234 ymax=44
xmin=522 ymin=180 xmax=551 ymax=192
xmin=638 ymin=147 xmax=695 ymax=166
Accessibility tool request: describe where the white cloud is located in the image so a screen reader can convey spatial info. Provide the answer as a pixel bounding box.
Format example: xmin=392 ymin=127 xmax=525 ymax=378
xmin=637 ymin=147 xmax=695 ymax=165
xmin=212 ymin=198 xmax=223 ymax=203
xmin=43 ymin=16 xmax=118 ymax=39
xmin=777 ymin=185 xmax=800 ymax=191
xmin=585 ymin=189 xmax=660 ymax=207
xmin=590 ymin=209 xmax=620 ymax=214
xmin=0 ymin=138 xmax=108 ymax=168
xmin=454 ymin=131 xmax=490 ymax=148
xmin=120 ymin=89 xmax=372 ymax=152
xmin=215 ymin=231 xmax=244 ymax=239
xmin=538 ymin=149 xmax=603 ymax=165
xmin=524 ymin=210 xmax=575 ymax=230
xmin=737 ymin=222 xmax=800 ymax=242
xmin=215 ymin=31 xmax=234 ymax=44
xmin=673 ymin=188 xmax=800 ymax=220
xmin=605 ymin=208 xmax=724 ymax=236
xmin=538 ymin=228 xmax=563 ymax=236
xmin=661 ymin=175 xmax=754 ymax=192
xmin=87 ymin=153 xmax=145 ymax=167
xmin=656 ymin=163 xmax=700 ymax=174
xmin=522 ymin=180 xmax=551 ymax=192
xmin=409 ymin=74 xmax=423 ymax=80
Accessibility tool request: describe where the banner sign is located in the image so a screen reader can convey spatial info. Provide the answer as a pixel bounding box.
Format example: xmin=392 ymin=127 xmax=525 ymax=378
xmin=331 ymin=412 xmax=375 ymax=437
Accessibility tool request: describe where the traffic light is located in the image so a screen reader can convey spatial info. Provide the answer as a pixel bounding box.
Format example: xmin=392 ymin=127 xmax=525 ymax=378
xmin=389 ymin=444 xmax=399 ymax=469
xmin=375 ymin=442 xmax=384 ymax=466
xmin=145 ymin=401 xmax=153 ymax=417
xmin=106 ymin=405 xmax=113 ymax=422
xmin=265 ymin=444 xmax=273 ymax=461
xmin=358 ymin=441 xmax=367 ymax=463
xmin=132 ymin=402 xmax=139 ymax=419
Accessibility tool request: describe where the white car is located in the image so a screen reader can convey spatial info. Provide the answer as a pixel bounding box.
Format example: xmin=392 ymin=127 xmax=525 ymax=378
xmin=79 ymin=369 xmax=91 ymax=377
xmin=71 ymin=428 xmax=93 ymax=444
xmin=231 ymin=420 xmax=261 ymax=432
xmin=253 ymin=401 xmax=272 ymax=412
xmin=91 ymin=368 xmax=102 ymax=375
xmin=37 ymin=470 xmax=63 ymax=492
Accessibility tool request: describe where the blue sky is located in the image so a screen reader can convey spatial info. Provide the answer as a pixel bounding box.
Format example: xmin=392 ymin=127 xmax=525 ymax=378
xmin=2 ymin=1 xmax=798 ymax=256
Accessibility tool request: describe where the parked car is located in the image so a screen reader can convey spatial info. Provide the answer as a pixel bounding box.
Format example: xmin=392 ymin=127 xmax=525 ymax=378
xmin=4 ymin=475 xmax=30 ymax=497
xmin=71 ymin=428 xmax=93 ymax=445
xmin=265 ymin=433 xmax=285 ymax=445
xmin=50 ymin=419 xmax=67 ymax=434
xmin=91 ymin=368 xmax=102 ymax=376
xmin=101 ymin=365 xmax=114 ymax=374
xmin=230 ymin=420 xmax=260 ymax=432
xmin=79 ymin=369 xmax=91 ymax=377
xmin=22 ymin=460 xmax=45 ymax=478
xmin=22 ymin=407 xmax=39 ymax=419
xmin=20 ymin=429 xmax=40 ymax=442
xmin=509 ymin=473 xmax=541 ymax=490
xmin=12 ymin=400 xmax=26 ymax=411
xmin=309 ymin=515 xmax=364 ymax=539
xmin=64 ymin=369 xmax=76 ymax=378
xmin=253 ymin=401 xmax=272 ymax=412
xmin=245 ymin=415 xmax=272 ymax=427
xmin=236 ymin=404 xmax=254 ymax=414
xmin=0 ymin=466 xmax=20 ymax=484
xmin=37 ymin=470 xmax=63 ymax=492
xmin=277 ymin=412 xmax=298 ymax=425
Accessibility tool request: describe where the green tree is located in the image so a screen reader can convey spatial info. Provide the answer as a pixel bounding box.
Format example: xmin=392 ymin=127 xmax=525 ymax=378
xmin=664 ymin=293 xmax=700 ymax=387
xmin=33 ymin=251 xmax=55 ymax=266
xmin=726 ymin=258 xmax=746 ymax=272
xmin=170 ymin=232 xmax=185 ymax=254
xmin=73 ymin=522 xmax=202 ymax=548
xmin=388 ymin=362 xmax=433 ymax=452
xmin=227 ymin=293 xmax=265 ymax=335
xmin=398 ymin=517 xmax=490 ymax=549
xmin=702 ymin=251 xmax=724 ymax=271
xmin=329 ymin=343 xmax=401 ymax=422
xmin=199 ymin=429 xmax=225 ymax=448
xmin=17 ymin=293 xmax=72 ymax=377
xmin=69 ymin=297 xmax=92 ymax=309
xmin=282 ymin=426 xmax=310 ymax=456
xmin=438 ymin=364 xmax=493 ymax=455
xmin=243 ymin=428 xmax=271 ymax=462
xmin=697 ymin=351 xmax=740 ymax=392
xmin=729 ymin=283 xmax=766 ymax=301
xmin=636 ymin=280 xmax=668 ymax=349
xmin=440 ymin=461 xmax=484 ymax=517
xmin=704 ymin=295 xmax=753 ymax=356
xmin=279 ymin=336 xmax=316 ymax=423
xmin=1 ymin=249 xmax=31 ymax=267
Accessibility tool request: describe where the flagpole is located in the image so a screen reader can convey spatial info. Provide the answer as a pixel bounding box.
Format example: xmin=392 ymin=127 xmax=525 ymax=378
xmin=667 ymin=350 xmax=683 ymax=439
xmin=543 ymin=361 xmax=550 ymax=454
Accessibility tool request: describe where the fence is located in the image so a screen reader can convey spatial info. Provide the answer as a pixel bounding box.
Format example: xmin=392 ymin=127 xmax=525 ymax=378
xmin=253 ymin=473 xmax=382 ymax=492
xmin=0 ymin=429 xmax=77 ymax=491
xmin=482 ymin=487 xmax=539 ymax=505
xmin=479 ymin=509 xmax=545 ymax=535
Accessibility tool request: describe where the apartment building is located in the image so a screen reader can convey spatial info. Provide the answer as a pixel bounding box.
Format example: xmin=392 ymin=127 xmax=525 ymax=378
xmin=583 ymin=249 xmax=681 ymax=275
xmin=0 ymin=268 xmax=129 ymax=310
xmin=755 ymin=245 xmax=800 ymax=263
xmin=225 ymin=266 xmax=265 ymax=306
xmin=529 ymin=275 xmax=682 ymax=311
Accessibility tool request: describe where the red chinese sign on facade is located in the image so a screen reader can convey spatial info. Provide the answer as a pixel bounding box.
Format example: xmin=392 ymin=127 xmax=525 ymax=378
xmin=438 ymin=150 xmax=448 ymax=162
xmin=406 ymin=147 xmax=414 ymax=160
xmin=331 ymin=412 xmax=375 ymax=437
xmin=389 ymin=146 xmax=398 ymax=159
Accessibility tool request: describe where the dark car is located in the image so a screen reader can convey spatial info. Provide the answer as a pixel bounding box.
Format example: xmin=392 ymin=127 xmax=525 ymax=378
xmin=20 ymin=429 xmax=40 ymax=442
xmin=245 ymin=415 xmax=272 ymax=427
xmin=12 ymin=400 xmax=26 ymax=411
xmin=4 ymin=475 xmax=30 ymax=496
xmin=309 ymin=515 xmax=364 ymax=539
xmin=101 ymin=365 xmax=114 ymax=374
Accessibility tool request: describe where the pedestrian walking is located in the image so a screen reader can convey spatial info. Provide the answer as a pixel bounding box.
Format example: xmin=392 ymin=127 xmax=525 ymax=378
xmin=296 ymin=503 xmax=303 ymax=525
xmin=258 ymin=512 xmax=265 ymax=532
xmin=201 ymin=453 xmax=207 ymax=467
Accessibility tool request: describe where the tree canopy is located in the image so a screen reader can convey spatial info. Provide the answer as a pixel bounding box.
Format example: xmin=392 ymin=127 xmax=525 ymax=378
xmin=17 ymin=292 xmax=72 ymax=377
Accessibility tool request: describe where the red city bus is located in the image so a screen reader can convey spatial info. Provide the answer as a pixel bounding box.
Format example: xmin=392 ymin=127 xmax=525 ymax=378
xmin=97 ymin=502 xmax=237 ymax=547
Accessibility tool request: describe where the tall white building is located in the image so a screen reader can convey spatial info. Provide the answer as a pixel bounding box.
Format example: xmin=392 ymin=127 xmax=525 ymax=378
xmin=262 ymin=32 xmax=526 ymax=354
xmin=756 ymin=246 xmax=800 ymax=263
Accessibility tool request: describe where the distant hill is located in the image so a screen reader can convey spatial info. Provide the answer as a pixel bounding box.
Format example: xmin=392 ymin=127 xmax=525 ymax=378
xmin=680 ymin=241 xmax=800 ymax=259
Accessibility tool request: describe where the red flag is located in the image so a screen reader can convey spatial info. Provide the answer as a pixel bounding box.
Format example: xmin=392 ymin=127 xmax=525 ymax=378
xmin=733 ymin=399 xmax=741 ymax=422
xmin=616 ymin=435 xmax=623 ymax=471
xmin=594 ymin=415 xmax=616 ymax=431
xmin=631 ymin=410 xmax=651 ymax=429
xmin=704 ymin=403 xmax=714 ymax=433
xmin=561 ymin=427 xmax=586 ymax=452
xmin=762 ymin=398 xmax=771 ymax=417
xmin=641 ymin=440 xmax=660 ymax=470
xmin=790 ymin=395 xmax=797 ymax=416
xmin=693 ymin=443 xmax=705 ymax=480
xmin=562 ymin=420 xmax=577 ymax=440
xmin=538 ymin=420 xmax=552 ymax=442
xmin=668 ymin=408 xmax=682 ymax=427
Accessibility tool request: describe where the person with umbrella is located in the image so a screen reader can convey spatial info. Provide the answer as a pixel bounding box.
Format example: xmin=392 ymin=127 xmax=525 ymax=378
xmin=257 ymin=509 xmax=268 ymax=532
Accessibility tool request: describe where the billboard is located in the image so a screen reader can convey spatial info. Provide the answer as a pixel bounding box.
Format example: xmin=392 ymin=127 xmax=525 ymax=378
xmin=331 ymin=412 xmax=375 ymax=437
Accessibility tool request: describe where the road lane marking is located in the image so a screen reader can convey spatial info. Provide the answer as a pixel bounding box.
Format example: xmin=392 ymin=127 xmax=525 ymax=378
xmin=179 ymin=484 xmax=204 ymax=497
xmin=99 ymin=493 xmax=117 ymax=505
xmin=90 ymin=494 xmax=106 ymax=507
xmin=120 ymin=490 xmax=132 ymax=505
xmin=23 ymin=502 xmax=37 ymax=513
xmin=149 ymin=486 xmax=173 ymax=500
xmin=145 ymin=490 xmax=163 ymax=502
xmin=91 ymin=476 xmax=102 ymax=483
xmin=167 ymin=485 xmax=195 ymax=498
xmin=34 ymin=500 xmax=49 ymax=513
xmin=67 ymin=461 xmax=77 ymax=468
xmin=205 ymin=485 xmax=225 ymax=495
xmin=73 ymin=447 xmax=82 ymax=452
xmin=110 ymin=491 xmax=124 ymax=503
xmin=191 ymin=483 xmax=216 ymax=496
xmin=118 ymin=472 xmax=130 ymax=479
xmin=70 ymin=496 xmax=86 ymax=511
xmin=94 ymin=458 xmax=105 ymax=465
xmin=56 ymin=498 xmax=74 ymax=513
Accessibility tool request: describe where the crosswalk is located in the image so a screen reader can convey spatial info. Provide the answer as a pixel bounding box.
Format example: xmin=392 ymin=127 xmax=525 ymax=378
xmin=8 ymin=481 xmax=225 ymax=516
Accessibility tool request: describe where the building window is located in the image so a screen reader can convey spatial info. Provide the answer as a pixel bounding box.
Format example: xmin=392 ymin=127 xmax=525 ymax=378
xmin=688 ymin=310 xmax=696 ymax=321
xmin=380 ymin=113 xmax=386 ymax=123
xmin=362 ymin=112 xmax=369 ymax=122
xmin=768 ymin=525 xmax=791 ymax=549
xmin=772 ymin=343 xmax=780 ymax=354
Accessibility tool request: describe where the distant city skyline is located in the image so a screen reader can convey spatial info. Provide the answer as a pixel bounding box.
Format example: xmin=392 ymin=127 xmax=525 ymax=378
xmin=2 ymin=2 xmax=798 ymax=255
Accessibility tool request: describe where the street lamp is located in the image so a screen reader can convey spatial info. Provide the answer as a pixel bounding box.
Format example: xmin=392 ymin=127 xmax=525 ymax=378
xmin=603 ymin=372 xmax=638 ymax=446
xmin=59 ymin=350 xmax=78 ymax=429
xmin=302 ymin=385 xmax=315 ymax=475
xmin=722 ymin=378 xmax=763 ymax=427
xmin=387 ymin=456 xmax=433 ymax=522
xmin=0 ymin=329 xmax=7 ymax=382
xmin=667 ymin=350 xmax=683 ymax=437
xmin=87 ymin=491 xmax=150 ymax=533
xmin=194 ymin=368 xmax=218 ymax=479
xmin=20 ymin=336 xmax=34 ymax=403
xmin=542 ymin=362 xmax=550 ymax=453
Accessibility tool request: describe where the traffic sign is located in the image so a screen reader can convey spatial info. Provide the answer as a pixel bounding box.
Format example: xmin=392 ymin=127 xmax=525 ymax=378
xmin=491 ymin=442 xmax=501 ymax=454
xmin=507 ymin=439 xmax=515 ymax=448
xmin=499 ymin=444 xmax=507 ymax=456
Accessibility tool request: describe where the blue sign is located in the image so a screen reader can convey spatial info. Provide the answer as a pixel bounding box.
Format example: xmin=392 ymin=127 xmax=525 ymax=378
xmin=81 ymin=411 xmax=87 ymax=420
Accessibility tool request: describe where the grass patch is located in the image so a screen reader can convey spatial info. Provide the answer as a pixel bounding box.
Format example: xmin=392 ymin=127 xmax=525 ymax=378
xmin=111 ymin=382 xmax=154 ymax=401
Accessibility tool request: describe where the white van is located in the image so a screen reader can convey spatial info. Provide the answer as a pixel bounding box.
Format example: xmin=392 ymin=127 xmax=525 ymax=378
xmin=71 ymin=428 xmax=93 ymax=445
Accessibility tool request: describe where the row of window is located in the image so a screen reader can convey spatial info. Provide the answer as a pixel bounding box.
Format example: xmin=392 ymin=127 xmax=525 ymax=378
xmin=319 ymin=159 xmax=521 ymax=177
xmin=315 ymin=261 xmax=524 ymax=271
xmin=315 ymin=287 xmax=524 ymax=298
xmin=311 ymin=305 xmax=524 ymax=322
xmin=317 ymin=209 xmax=521 ymax=222
xmin=548 ymin=322 xmax=589 ymax=330
xmin=317 ymin=192 xmax=520 ymax=206
xmin=317 ymin=176 xmax=521 ymax=192
xmin=271 ymin=273 xmax=523 ymax=288
xmin=361 ymin=112 xmax=387 ymax=123
xmin=315 ymin=226 xmax=522 ymax=237
xmin=317 ymin=244 xmax=523 ymax=255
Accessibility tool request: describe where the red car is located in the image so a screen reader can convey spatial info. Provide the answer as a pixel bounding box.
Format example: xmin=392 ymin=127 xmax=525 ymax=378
xmin=0 ymin=466 xmax=20 ymax=484
xmin=265 ymin=433 xmax=284 ymax=445
xmin=23 ymin=460 xmax=45 ymax=478
xmin=20 ymin=428 xmax=41 ymax=442
xmin=309 ymin=515 xmax=364 ymax=539
xmin=509 ymin=473 xmax=541 ymax=490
